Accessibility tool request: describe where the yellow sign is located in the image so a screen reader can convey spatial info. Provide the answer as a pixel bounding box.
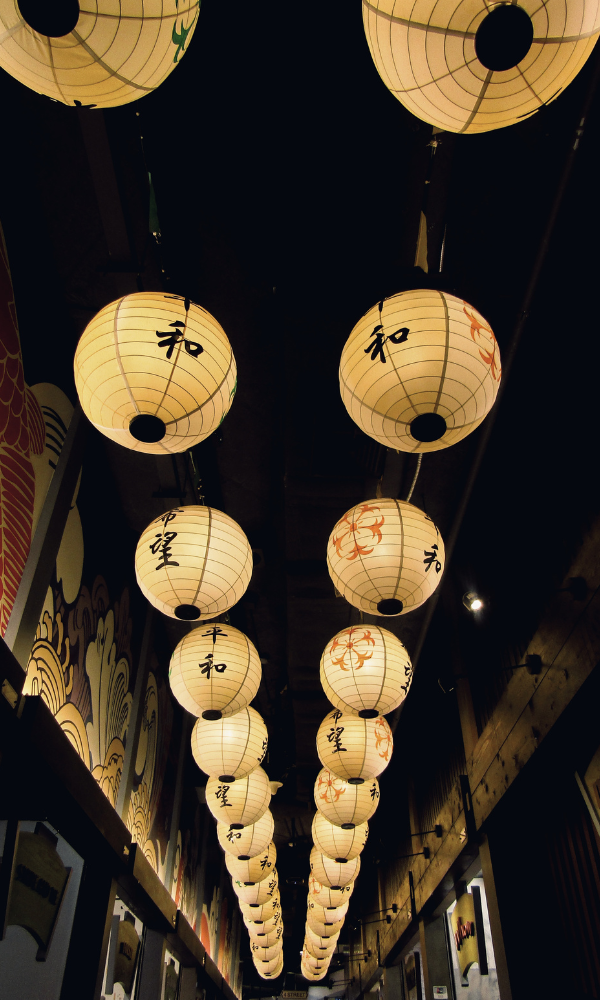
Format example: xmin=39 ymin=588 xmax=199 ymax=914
xmin=450 ymin=893 xmax=478 ymax=979
xmin=7 ymin=823 xmax=70 ymax=960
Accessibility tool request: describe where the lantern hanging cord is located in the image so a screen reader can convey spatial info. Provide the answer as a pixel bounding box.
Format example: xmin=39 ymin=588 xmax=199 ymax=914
xmin=404 ymin=454 xmax=422 ymax=503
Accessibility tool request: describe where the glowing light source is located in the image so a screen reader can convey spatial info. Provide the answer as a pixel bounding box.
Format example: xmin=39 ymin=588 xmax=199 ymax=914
xmin=232 ymin=869 xmax=278 ymax=905
xmin=169 ymin=623 xmax=261 ymax=720
xmin=191 ymin=706 xmax=267 ymax=778
xmin=217 ymin=810 xmax=274 ymax=860
xmin=463 ymin=591 xmax=484 ymax=612
xmin=225 ymin=842 xmax=276 ymax=883
xmin=206 ymin=767 xmax=271 ymax=827
xmin=320 ymin=623 xmax=413 ymax=718
xmin=309 ymin=848 xmax=360 ymax=891
xmin=312 ymin=814 xmax=368 ymax=862
xmin=316 ymin=710 xmax=393 ymax=783
xmin=308 ymin=873 xmax=355 ymax=909
xmin=314 ymin=768 xmax=380 ymax=828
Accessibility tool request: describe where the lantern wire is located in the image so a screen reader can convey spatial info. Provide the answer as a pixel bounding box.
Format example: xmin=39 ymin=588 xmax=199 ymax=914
xmin=404 ymin=454 xmax=423 ymax=503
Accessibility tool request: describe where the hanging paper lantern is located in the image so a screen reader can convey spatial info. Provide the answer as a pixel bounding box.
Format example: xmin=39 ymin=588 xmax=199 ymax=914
xmin=301 ymin=963 xmax=328 ymax=982
xmin=310 ymin=848 xmax=360 ymax=891
xmin=232 ymin=870 xmax=278 ymax=905
xmin=244 ymin=912 xmax=281 ymax=936
xmin=305 ymin=924 xmax=341 ymax=947
xmin=316 ymin=710 xmax=393 ymax=784
xmin=340 ymin=290 xmax=500 ymax=451
xmin=327 ymin=498 xmax=444 ymax=617
xmin=304 ymin=936 xmax=338 ymax=959
xmin=308 ymin=874 xmax=355 ymax=909
xmin=225 ymin=842 xmax=276 ymax=883
xmin=206 ymin=767 xmax=271 ymax=828
xmin=315 ymin=768 xmax=380 ymax=828
xmin=307 ymin=899 xmax=349 ymax=925
xmin=320 ymin=624 xmax=413 ymax=718
xmin=191 ymin=706 xmax=268 ymax=780
xmin=217 ymin=810 xmax=274 ymax=860
xmin=302 ymin=948 xmax=331 ymax=971
xmin=250 ymin=941 xmax=283 ymax=963
xmin=312 ymin=814 xmax=368 ymax=863
xmin=239 ymin=895 xmax=280 ymax=923
xmin=306 ymin=912 xmax=345 ymax=938
xmin=363 ymin=0 xmax=600 ymax=134
xmin=169 ymin=622 xmax=260 ymax=720
xmin=136 ymin=506 xmax=253 ymax=623
xmin=248 ymin=925 xmax=283 ymax=949
xmin=255 ymin=952 xmax=284 ymax=978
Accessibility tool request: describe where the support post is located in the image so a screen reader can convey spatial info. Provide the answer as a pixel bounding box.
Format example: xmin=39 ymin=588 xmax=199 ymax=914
xmin=479 ymin=835 xmax=512 ymax=1000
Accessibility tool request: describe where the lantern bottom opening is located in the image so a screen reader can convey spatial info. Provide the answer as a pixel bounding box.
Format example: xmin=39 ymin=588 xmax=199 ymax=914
xmin=358 ymin=709 xmax=379 ymax=719
xmin=129 ymin=414 xmax=167 ymax=443
xmin=410 ymin=412 xmax=447 ymax=443
xmin=219 ymin=774 xmax=236 ymax=782
xmin=341 ymin=823 xmax=355 ymax=830
xmin=348 ymin=777 xmax=364 ymax=785
xmin=202 ymin=709 xmax=222 ymax=720
xmin=176 ymin=604 xmax=202 ymax=621
xmin=377 ymin=598 xmax=403 ymax=615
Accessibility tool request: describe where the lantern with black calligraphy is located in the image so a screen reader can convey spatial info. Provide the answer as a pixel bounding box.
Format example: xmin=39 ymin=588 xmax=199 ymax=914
xmin=248 ymin=925 xmax=283 ymax=949
xmin=320 ymin=624 xmax=413 ymax=718
xmin=169 ymin=623 xmax=260 ymax=720
xmin=206 ymin=767 xmax=271 ymax=828
xmin=315 ymin=768 xmax=380 ymax=828
xmin=308 ymin=873 xmax=355 ymax=909
xmin=250 ymin=941 xmax=282 ymax=963
xmin=239 ymin=896 xmax=280 ymax=923
xmin=225 ymin=842 xmax=276 ymax=883
xmin=316 ymin=710 xmax=393 ymax=783
xmin=217 ymin=810 xmax=274 ymax=860
xmin=232 ymin=870 xmax=278 ymax=905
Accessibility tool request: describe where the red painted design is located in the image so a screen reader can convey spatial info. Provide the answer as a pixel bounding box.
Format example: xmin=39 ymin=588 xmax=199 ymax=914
xmin=332 ymin=503 xmax=384 ymax=562
xmin=463 ymin=305 xmax=501 ymax=382
xmin=318 ymin=770 xmax=345 ymax=803
xmin=374 ymin=718 xmax=392 ymax=761
xmin=330 ymin=627 xmax=375 ymax=671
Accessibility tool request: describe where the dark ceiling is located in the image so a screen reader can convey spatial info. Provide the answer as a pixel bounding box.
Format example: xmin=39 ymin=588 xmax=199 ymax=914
xmin=2 ymin=0 xmax=600 ymax=985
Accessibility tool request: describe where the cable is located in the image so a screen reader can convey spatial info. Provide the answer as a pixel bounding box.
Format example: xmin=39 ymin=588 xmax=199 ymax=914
xmin=404 ymin=453 xmax=422 ymax=503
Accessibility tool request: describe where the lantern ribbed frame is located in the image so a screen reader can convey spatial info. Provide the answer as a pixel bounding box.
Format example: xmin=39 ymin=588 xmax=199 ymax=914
xmin=312 ymin=814 xmax=368 ymax=862
xmin=340 ymin=290 xmax=500 ymax=452
xmin=327 ymin=498 xmax=444 ymax=617
xmin=239 ymin=895 xmax=280 ymax=923
xmin=250 ymin=941 xmax=282 ymax=963
xmin=363 ymin=0 xmax=600 ymax=134
xmin=206 ymin=767 xmax=271 ymax=827
xmin=308 ymin=874 xmax=355 ymax=909
xmin=225 ymin=841 xmax=276 ymax=883
xmin=191 ymin=706 xmax=267 ymax=780
xmin=305 ymin=924 xmax=341 ymax=948
xmin=74 ymin=293 xmax=235 ymax=450
xmin=316 ymin=710 xmax=393 ymax=783
xmin=320 ymin=624 xmax=413 ymax=717
xmin=315 ymin=768 xmax=380 ymax=828
xmin=307 ymin=899 xmax=349 ymax=924
xmin=137 ymin=506 xmax=253 ymax=622
xmin=232 ymin=870 xmax=278 ymax=905
xmin=169 ymin=622 xmax=260 ymax=720
xmin=248 ymin=926 xmax=282 ymax=949
xmin=309 ymin=847 xmax=360 ymax=890
xmin=217 ymin=810 xmax=274 ymax=860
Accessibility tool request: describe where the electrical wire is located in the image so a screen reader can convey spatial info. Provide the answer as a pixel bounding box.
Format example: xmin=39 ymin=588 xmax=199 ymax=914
xmin=404 ymin=453 xmax=422 ymax=503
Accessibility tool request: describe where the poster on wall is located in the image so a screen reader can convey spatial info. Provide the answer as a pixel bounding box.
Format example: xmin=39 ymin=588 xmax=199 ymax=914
xmin=450 ymin=892 xmax=479 ymax=980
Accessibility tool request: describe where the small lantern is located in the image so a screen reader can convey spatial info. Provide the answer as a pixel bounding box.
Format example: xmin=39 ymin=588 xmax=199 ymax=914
xmin=250 ymin=941 xmax=282 ymax=963
xmin=363 ymin=0 xmax=600 ymax=134
xmin=306 ymin=914 xmax=345 ymax=943
xmin=244 ymin=912 xmax=281 ymax=936
xmin=327 ymin=499 xmax=444 ymax=617
xmin=308 ymin=874 xmax=355 ymax=909
xmin=305 ymin=924 xmax=341 ymax=948
xmin=239 ymin=895 xmax=280 ymax=923
xmin=255 ymin=952 xmax=284 ymax=978
xmin=307 ymin=899 xmax=349 ymax=924
xmin=217 ymin=810 xmax=274 ymax=860
xmin=304 ymin=936 xmax=338 ymax=959
xmin=301 ymin=963 xmax=328 ymax=982
xmin=136 ymin=505 xmax=253 ymax=622
xmin=302 ymin=948 xmax=331 ymax=971
xmin=315 ymin=768 xmax=380 ymax=828
xmin=206 ymin=767 xmax=271 ymax=828
xmin=169 ymin=622 xmax=260 ymax=719
xmin=316 ymin=710 xmax=393 ymax=784
xmin=191 ymin=706 xmax=267 ymax=779
xmin=248 ymin=925 xmax=282 ymax=949
xmin=232 ymin=870 xmax=278 ymax=905
xmin=312 ymin=814 xmax=368 ymax=863
xmin=320 ymin=624 xmax=413 ymax=718
xmin=225 ymin=841 xmax=276 ymax=883
xmin=309 ymin=848 xmax=360 ymax=891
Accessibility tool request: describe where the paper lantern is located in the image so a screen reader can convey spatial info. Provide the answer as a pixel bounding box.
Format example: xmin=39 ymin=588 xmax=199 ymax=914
xmin=250 ymin=941 xmax=282 ymax=963
xmin=308 ymin=874 xmax=355 ymax=909
xmin=206 ymin=767 xmax=271 ymax=828
xmin=307 ymin=899 xmax=349 ymax=924
xmin=232 ymin=870 xmax=278 ymax=905
xmin=0 ymin=0 xmax=200 ymax=108
xmin=305 ymin=924 xmax=341 ymax=947
xmin=327 ymin=498 xmax=444 ymax=617
xmin=244 ymin=912 xmax=281 ymax=936
xmin=248 ymin=925 xmax=283 ymax=949
xmin=316 ymin=711 xmax=393 ymax=783
xmin=239 ymin=895 xmax=280 ymax=923
xmin=363 ymin=0 xmax=600 ymax=134
xmin=304 ymin=936 xmax=338 ymax=959
xmin=302 ymin=948 xmax=330 ymax=971
xmin=217 ymin=810 xmax=274 ymax=860
xmin=320 ymin=624 xmax=413 ymax=718
xmin=340 ymin=289 xmax=500 ymax=452
xmin=169 ymin=623 xmax=260 ymax=720
xmin=306 ymin=913 xmax=345 ymax=938
xmin=315 ymin=768 xmax=380 ymax=828
xmin=255 ymin=952 xmax=284 ymax=978
xmin=301 ymin=963 xmax=328 ymax=982
xmin=226 ymin=842 xmax=276 ymax=883
xmin=192 ymin=707 xmax=267 ymax=780
xmin=312 ymin=814 xmax=368 ymax=863
xmin=310 ymin=848 xmax=360 ymax=891
xmin=137 ymin=506 xmax=253 ymax=624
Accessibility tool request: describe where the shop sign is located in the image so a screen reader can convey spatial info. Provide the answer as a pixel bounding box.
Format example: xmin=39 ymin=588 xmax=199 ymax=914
xmin=281 ymin=992 xmax=308 ymax=998
xmin=450 ymin=892 xmax=478 ymax=978
xmin=6 ymin=823 xmax=71 ymax=960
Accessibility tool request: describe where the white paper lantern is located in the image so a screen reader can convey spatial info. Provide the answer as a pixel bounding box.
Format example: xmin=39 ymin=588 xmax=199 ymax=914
xmin=307 ymin=899 xmax=349 ymax=925
xmin=340 ymin=290 xmax=500 ymax=452
xmin=327 ymin=498 xmax=444 ymax=617
xmin=74 ymin=293 xmax=236 ymax=451
xmin=250 ymin=941 xmax=282 ymax=963
xmin=239 ymin=895 xmax=280 ymax=923
xmin=308 ymin=874 xmax=355 ymax=909
xmin=248 ymin=925 xmax=283 ymax=948
xmin=304 ymin=936 xmax=338 ymax=959
xmin=217 ymin=810 xmax=274 ymax=860
xmin=316 ymin=710 xmax=393 ymax=784
xmin=302 ymin=948 xmax=331 ymax=971
xmin=169 ymin=622 xmax=260 ymax=720
xmin=315 ymin=768 xmax=380 ymax=828
xmin=226 ymin=841 xmax=276 ymax=883
xmin=309 ymin=848 xmax=360 ymax=891
xmin=233 ymin=870 xmax=278 ymax=905
xmin=312 ymin=814 xmax=368 ymax=863
xmin=192 ymin=706 xmax=267 ymax=780
xmin=206 ymin=767 xmax=271 ymax=828
xmin=306 ymin=916 xmax=345 ymax=943
xmin=136 ymin=506 xmax=253 ymax=623
xmin=301 ymin=963 xmax=328 ymax=982
xmin=255 ymin=952 xmax=284 ymax=978
xmin=244 ymin=912 xmax=281 ymax=936
xmin=305 ymin=924 xmax=341 ymax=947
xmin=320 ymin=624 xmax=413 ymax=719
xmin=0 ymin=0 xmax=200 ymax=108
xmin=363 ymin=0 xmax=600 ymax=133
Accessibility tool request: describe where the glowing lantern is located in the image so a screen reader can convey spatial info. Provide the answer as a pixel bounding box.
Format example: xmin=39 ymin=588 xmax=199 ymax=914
xmin=316 ymin=711 xmax=393 ymax=783
xmin=363 ymin=0 xmax=600 ymax=134
xmin=169 ymin=622 xmax=260 ymax=719
xmin=306 ymin=911 xmax=345 ymax=938
xmin=244 ymin=912 xmax=281 ymax=936
xmin=305 ymin=924 xmax=341 ymax=948
xmin=312 ymin=814 xmax=368 ymax=862
xmin=256 ymin=952 xmax=284 ymax=978
xmin=225 ymin=842 xmax=276 ymax=883
xmin=304 ymin=937 xmax=338 ymax=959
xmin=327 ymin=499 xmax=444 ymax=617
xmin=315 ymin=768 xmax=380 ymax=828
xmin=320 ymin=624 xmax=413 ymax=718
xmin=136 ymin=506 xmax=253 ymax=623
xmin=307 ymin=899 xmax=349 ymax=925
xmin=191 ymin=706 xmax=267 ymax=779
xmin=301 ymin=964 xmax=328 ymax=982
xmin=232 ymin=870 xmax=278 ymax=905
xmin=250 ymin=941 xmax=282 ymax=963
xmin=308 ymin=874 xmax=355 ymax=909
xmin=248 ymin=926 xmax=283 ymax=949
xmin=309 ymin=848 xmax=359 ymax=891
xmin=302 ymin=949 xmax=330 ymax=971
xmin=217 ymin=810 xmax=274 ymax=860
xmin=206 ymin=767 xmax=271 ymax=828
xmin=239 ymin=895 xmax=280 ymax=923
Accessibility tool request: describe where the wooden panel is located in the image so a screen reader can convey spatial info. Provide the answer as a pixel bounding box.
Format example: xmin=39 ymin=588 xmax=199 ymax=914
xmin=130 ymin=844 xmax=177 ymax=929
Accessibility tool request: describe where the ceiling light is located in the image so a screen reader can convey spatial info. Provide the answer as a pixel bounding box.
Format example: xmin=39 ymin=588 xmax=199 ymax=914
xmin=463 ymin=592 xmax=484 ymax=613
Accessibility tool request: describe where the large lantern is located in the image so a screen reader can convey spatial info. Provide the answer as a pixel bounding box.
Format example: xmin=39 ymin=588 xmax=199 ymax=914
xmin=206 ymin=767 xmax=271 ymax=828
xmin=217 ymin=810 xmax=274 ymax=860
xmin=340 ymin=290 xmax=500 ymax=451
xmin=307 ymin=899 xmax=349 ymax=924
xmin=255 ymin=952 xmax=284 ymax=978
xmin=316 ymin=711 xmax=393 ymax=783
xmin=305 ymin=924 xmax=341 ymax=947
xmin=136 ymin=506 xmax=252 ymax=623
xmin=308 ymin=874 xmax=355 ymax=909
xmin=309 ymin=848 xmax=360 ymax=891
xmin=248 ymin=926 xmax=283 ymax=949
xmin=312 ymin=814 xmax=368 ymax=862
xmin=301 ymin=963 xmax=328 ymax=982
xmin=239 ymin=896 xmax=280 ymax=923
xmin=169 ymin=622 xmax=260 ymax=719
xmin=232 ymin=870 xmax=278 ymax=905
xmin=0 ymin=1 xmax=200 ymax=108
xmin=225 ymin=842 xmax=276 ymax=883
xmin=315 ymin=768 xmax=380 ymax=828
xmin=244 ymin=912 xmax=281 ymax=936
xmin=362 ymin=0 xmax=600 ymax=134
xmin=320 ymin=625 xmax=413 ymax=718
xmin=250 ymin=941 xmax=282 ymax=963
xmin=304 ymin=936 xmax=338 ymax=959
xmin=191 ymin=707 xmax=267 ymax=779
xmin=327 ymin=499 xmax=444 ymax=617
xmin=74 ymin=293 xmax=235 ymax=450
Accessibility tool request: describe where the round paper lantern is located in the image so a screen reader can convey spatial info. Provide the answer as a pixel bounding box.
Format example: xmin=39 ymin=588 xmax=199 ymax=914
xmin=315 ymin=768 xmax=380 ymax=828
xmin=306 ymin=912 xmax=345 ymax=938
xmin=74 ymin=293 xmax=236 ymax=451
xmin=304 ymin=936 xmax=338 ymax=959
xmin=320 ymin=625 xmax=413 ymax=718
xmin=255 ymin=952 xmax=284 ymax=978
xmin=310 ymin=848 xmax=360 ymax=891
xmin=233 ymin=870 xmax=278 ymax=905
xmin=301 ymin=963 xmax=328 ymax=982
xmin=316 ymin=711 xmax=393 ymax=783
xmin=250 ymin=941 xmax=282 ymax=963
xmin=225 ymin=842 xmax=276 ymax=883
xmin=308 ymin=874 xmax=355 ymax=909
xmin=327 ymin=498 xmax=444 ymax=617
xmin=244 ymin=912 xmax=281 ymax=936
xmin=169 ymin=622 xmax=260 ymax=719
xmin=302 ymin=948 xmax=330 ymax=971
xmin=217 ymin=810 xmax=274 ymax=860
xmin=0 ymin=0 xmax=200 ymax=108
xmin=307 ymin=899 xmax=349 ymax=924
xmin=137 ymin=506 xmax=253 ymax=624
xmin=305 ymin=924 xmax=341 ymax=947
xmin=206 ymin=767 xmax=271 ymax=828
xmin=312 ymin=814 xmax=368 ymax=862
xmin=191 ymin=707 xmax=268 ymax=779
xmin=248 ymin=926 xmax=282 ymax=949
xmin=362 ymin=0 xmax=600 ymax=134
xmin=340 ymin=290 xmax=500 ymax=452
xmin=239 ymin=895 xmax=280 ymax=923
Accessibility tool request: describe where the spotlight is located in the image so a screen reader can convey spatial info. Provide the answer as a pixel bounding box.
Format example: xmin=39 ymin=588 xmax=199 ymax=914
xmin=463 ymin=591 xmax=484 ymax=612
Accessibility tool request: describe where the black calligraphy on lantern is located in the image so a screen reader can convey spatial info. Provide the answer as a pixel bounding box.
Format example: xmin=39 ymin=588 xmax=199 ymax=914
xmin=365 ymin=324 xmax=410 ymax=363
xmin=423 ymin=543 xmax=442 ymax=573
xmin=326 ymin=724 xmax=347 ymax=753
xmin=260 ymin=855 xmax=272 ymax=871
xmin=156 ymin=321 xmax=203 ymax=359
xmin=226 ymin=829 xmax=241 ymax=842
xmin=370 ymin=783 xmax=380 ymax=801
xmin=199 ymin=653 xmax=227 ymax=680
xmin=150 ymin=530 xmax=179 ymax=570
xmin=216 ymin=785 xmax=232 ymax=807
